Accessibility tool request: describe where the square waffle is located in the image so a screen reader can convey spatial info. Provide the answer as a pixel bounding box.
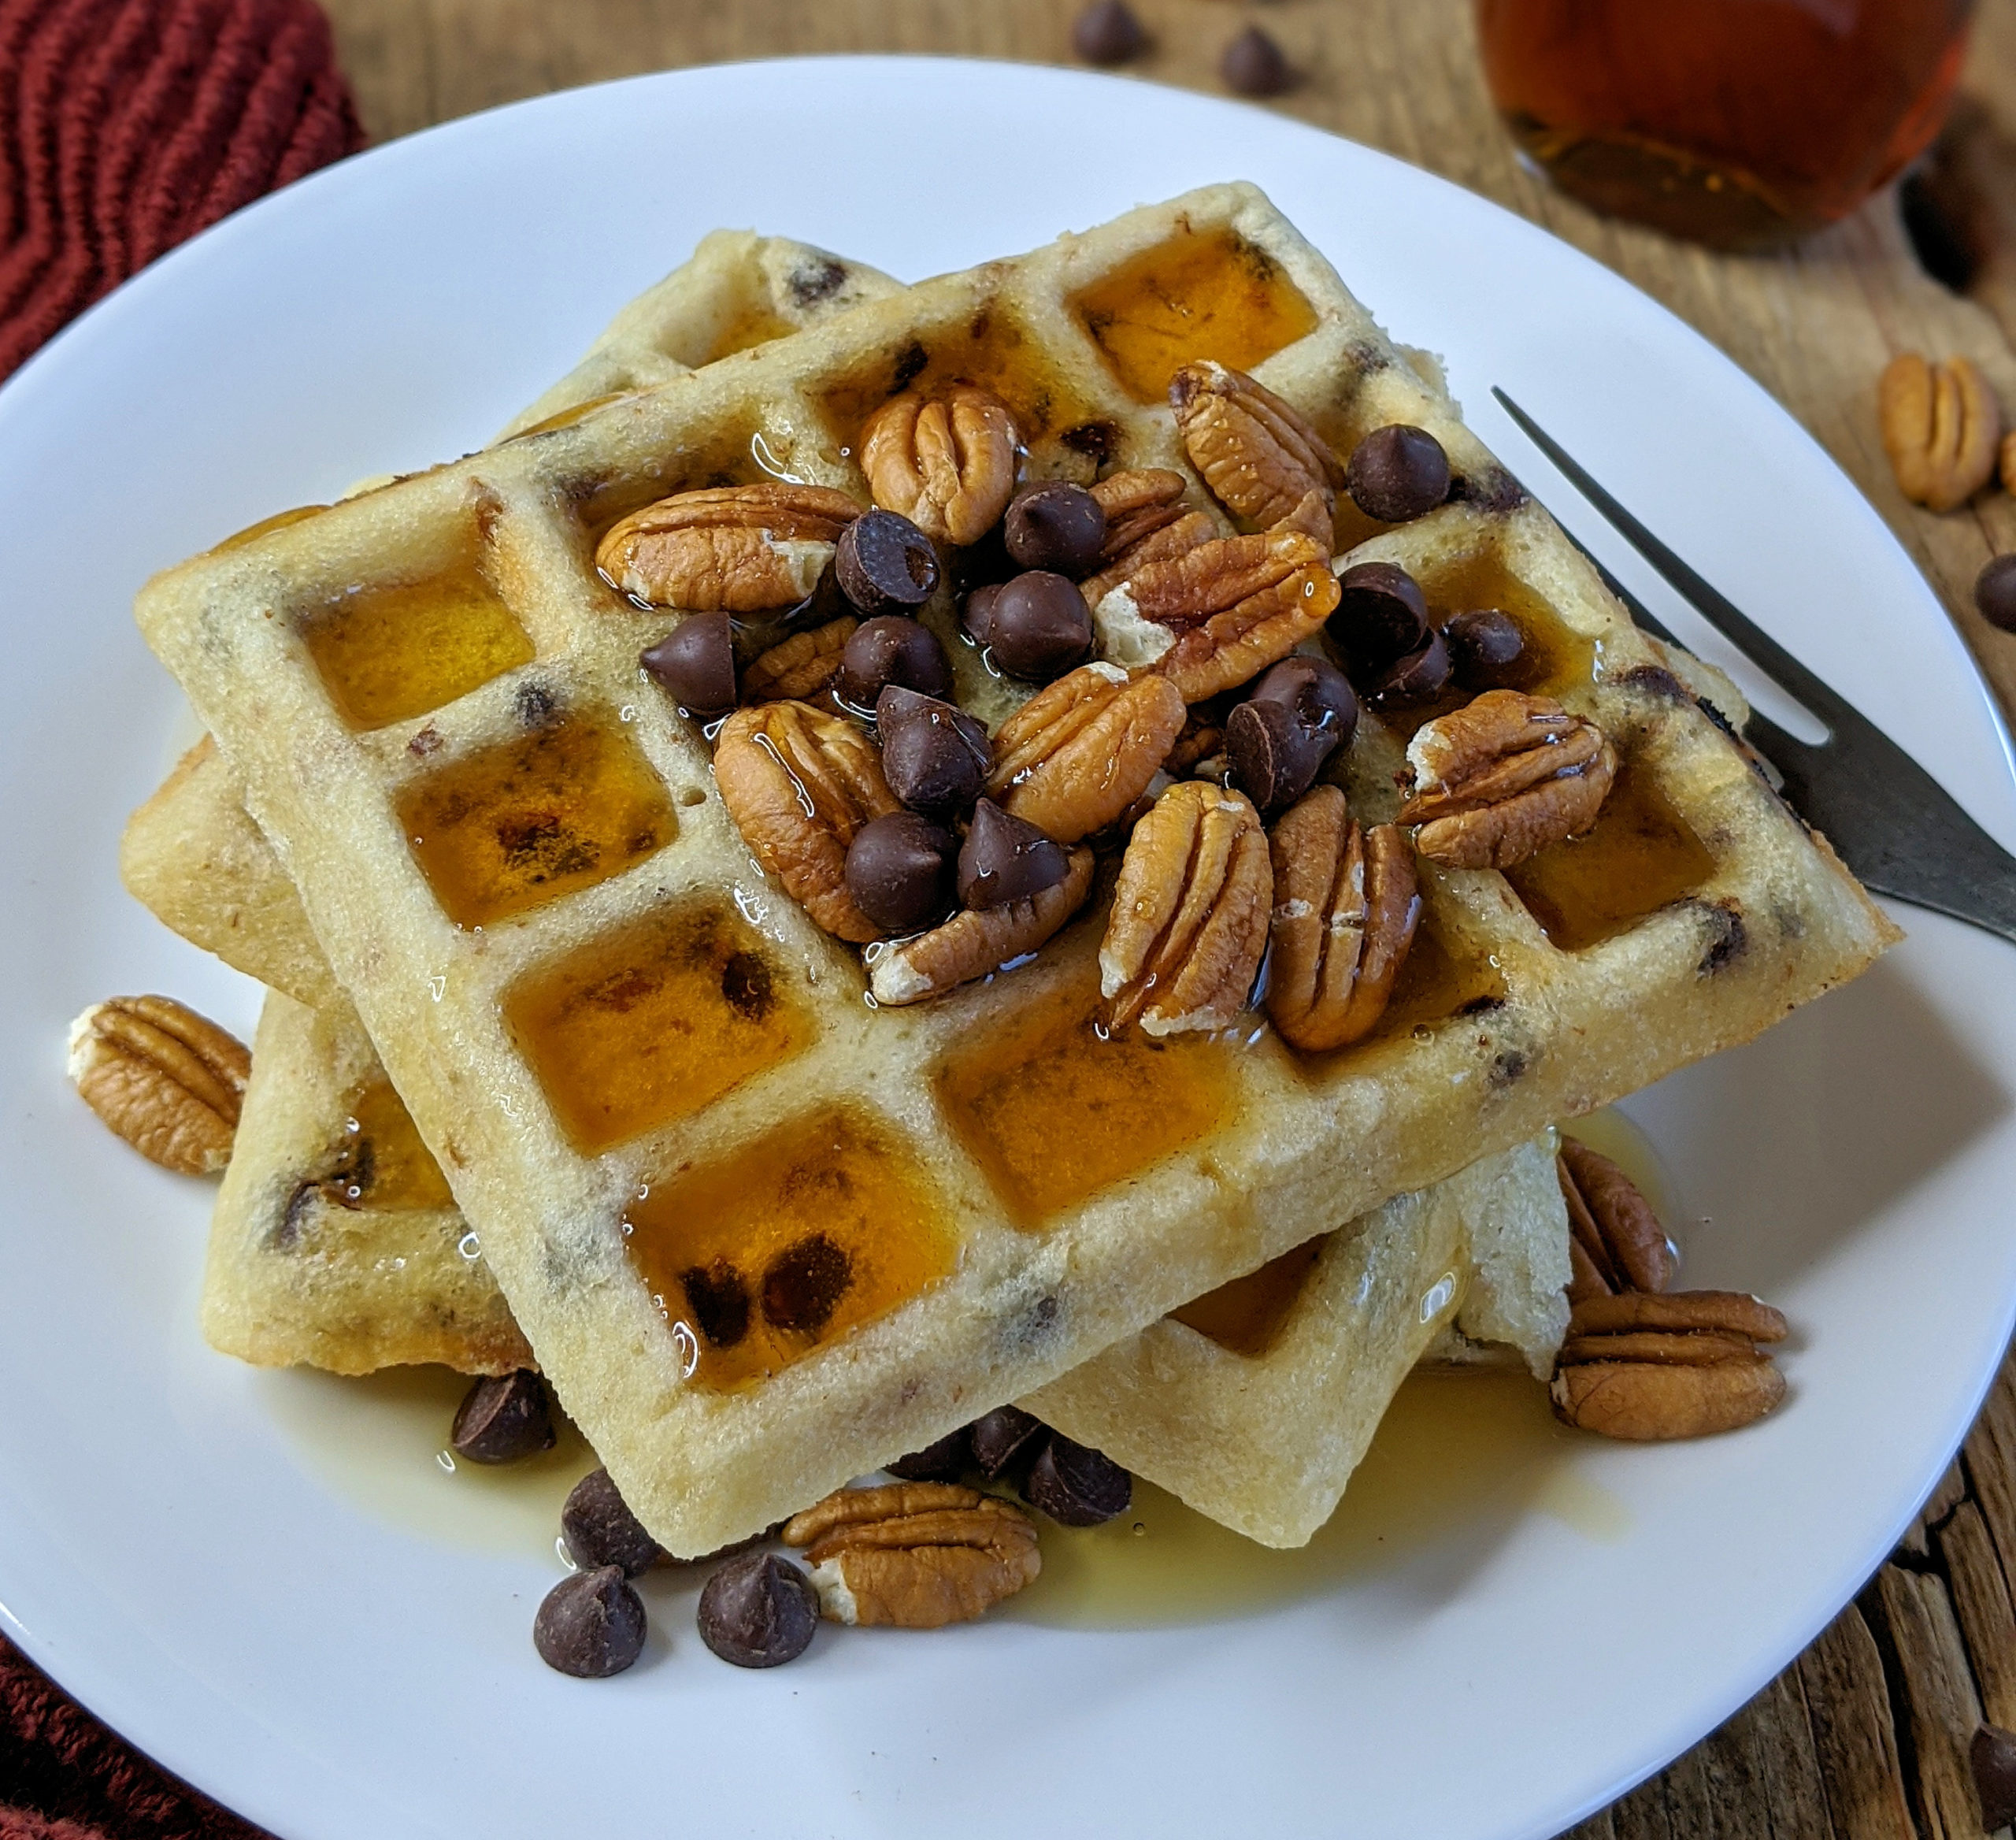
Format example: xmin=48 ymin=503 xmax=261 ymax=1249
xmin=135 ymin=183 xmax=1895 ymax=1556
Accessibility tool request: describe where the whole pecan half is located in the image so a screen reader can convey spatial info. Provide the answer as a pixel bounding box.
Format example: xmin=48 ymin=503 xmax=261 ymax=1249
xmin=742 ymin=615 xmax=858 ymax=703
xmin=69 ymin=996 xmax=250 ymax=1174
xmin=1169 ymin=361 xmax=1343 ymax=528
xmin=1551 ymin=1290 xmax=1788 ymax=1440
xmin=1398 ymin=690 xmax=1618 ymax=870
xmin=1559 ymin=1135 xmax=1675 ymax=1303
xmin=781 ymin=1482 xmax=1041 ymax=1628
xmin=713 ymin=700 xmax=901 ymax=940
xmin=1102 ymin=781 xmax=1271 ymax=1034
xmin=596 ymin=483 xmax=861 ymax=611
xmin=869 ymin=846 xmax=1094 ymax=1006
xmin=1879 ymin=351 xmax=2001 ymax=514
xmin=859 ymin=385 xmax=1019 ymax=546
xmin=985 ymin=662 xmax=1186 ymax=842
xmin=1264 ymin=787 xmax=1419 ymax=1052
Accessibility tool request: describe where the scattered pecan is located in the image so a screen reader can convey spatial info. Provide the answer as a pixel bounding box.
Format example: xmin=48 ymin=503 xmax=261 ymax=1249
xmin=69 ymin=996 xmax=250 ymax=1174
xmin=595 ymin=483 xmax=860 ymax=611
xmin=1550 ymin=1290 xmax=1788 ymax=1440
xmin=859 ymin=385 xmax=1019 ymax=546
xmin=1879 ymin=352 xmax=2001 ymax=513
xmin=1169 ymin=360 xmax=1343 ymax=527
xmin=869 ymin=846 xmax=1093 ymax=1005
xmin=781 ymin=1482 xmax=1041 ymax=1628
xmin=713 ymin=701 xmax=901 ymax=940
xmin=1102 ymin=781 xmax=1270 ymax=1035
xmin=742 ymin=615 xmax=858 ymax=703
xmin=1559 ymin=1135 xmax=1676 ymax=1303
xmin=984 ymin=662 xmax=1186 ymax=842
xmin=1398 ymin=690 xmax=1618 ymax=870
xmin=1264 ymin=788 xmax=1419 ymax=1052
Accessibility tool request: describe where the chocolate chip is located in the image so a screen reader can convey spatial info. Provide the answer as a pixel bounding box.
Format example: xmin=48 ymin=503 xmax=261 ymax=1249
xmin=1221 ymin=24 xmax=1291 ymax=96
xmin=962 ymin=581 xmax=1003 ymax=647
xmin=697 ymin=1552 xmax=819 ymax=1669
xmin=1443 ymin=608 xmax=1526 ymax=688
xmin=1024 ymin=1434 xmax=1132 ymax=1526
xmin=838 ymin=615 xmax=954 ymax=708
xmin=979 ymin=572 xmax=1093 ymax=682
xmin=762 ymin=1232 xmax=852 ymax=1336
xmin=561 ymin=1467 xmax=662 ymax=1577
xmin=958 ymin=799 xmax=1070 ymax=909
xmin=680 ymin=1256 xmax=751 ymax=1348
xmin=969 ymin=1404 xmax=1047 ymax=1478
xmin=876 ymin=684 xmax=991 ymax=817
xmin=1345 ymin=425 xmax=1451 ymax=524
xmin=1227 ymin=698 xmax=1330 ymax=814
xmin=1975 ymin=1723 xmax=2016 ymax=1829
xmin=836 ymin=509 xmax=939 ymax=616
xmin=450 ymin=1370 xmax=554 ymax=1464
xmin=1072 ymin=0 xmax=1145 ymax=65
xmin=887 ymin=1426 xmax=971 ymax=1482
xmin=1251 ymin=654 xmax=1358 ymax=740
xmin=1365 ymin=628 xmax=1453 ymax=709
xmin=1329 ymin=561 xmax=1430 ymax=673
xmin=846 ymin=811 xmax=957 ymax=934
xmin=534 ymin=1566 xmax=647 ymax=1678
xmin=1977 ymin=553 xmax=2016 ymax=633
xmin=639 ymin=611 xmax=737 ymax=720
xmin=1005 ymin=483 xmax=1106 ymax=578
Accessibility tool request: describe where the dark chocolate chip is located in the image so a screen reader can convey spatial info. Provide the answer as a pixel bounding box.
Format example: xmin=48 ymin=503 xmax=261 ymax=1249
xmin=680 ymin=1256 xmax=752 ymax=1348
xmin=836 ymin=509 xmax=939 ymax=616
xmin=561 ymin=1467 xmax=662 ymax=1577
xmin=969 ymin=1404 xmax=1047 ymax=1478
xmin=1024 ymin=1434 xmax=1132 ymax=1527
xmin=952 ymin=525 xmax=1017 ymax=594
xmin=639 ymin=612 xmax=736 ymax=720
xmin=1344 ymin=425 xmax=1451 ymax=524
xmin=876 ymin=684 xmax=991 ymax=818
xmin=1072 ymin=0 xmax=1145 ymax=65
xmin=761 ymin=1233 xmax=853 ymax=1336
xmin=1443 ymin=608 xmax=1526 ymax=688
xmin=846 ymin=811 xmax=957 ymax=935
xmin=1005 ymin=483 xmax=1106 ymax=578
xmin=1329 ymin=561 xmax=1430 ymax=673
xmin=886 ymin=1426 xmax=972 ymax=1482
xmin=962 ymin=581 xmax=1003 ymax=647
xmin=980 ymin=572 xmax=1094 ymax=682
xmin=838 ymin=615 xmax=954 ymax=708
xmin=697 ymin=1552 xmax=819 ymax=1669
xmin=1221 ymin=24 xmax=1291 ymax=96
xmin=1249 ymin=654 xmax=1358 ymax=744
xmin=450 ymin=1370 xmax=554 ymax=1465
xmin=533 ymin=1566 xmax=647 ymax=1678
xmin=1226 ymin=698 xmax=1331 ymax=814
xmin=958 ymin=799 xmax=1071 ymax=909
xmin=1977 ymin=553 xmax=2016 ymax=633
xmin=1973 ymin=1723 xmax=2016 ymax=1830
xmin=1365 ymin=628 xmax=1453 ymax=709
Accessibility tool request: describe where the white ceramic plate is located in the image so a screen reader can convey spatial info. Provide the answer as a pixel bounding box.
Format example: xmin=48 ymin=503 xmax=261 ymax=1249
xmin=1 ymin=56 xmax=2012 ymax=1840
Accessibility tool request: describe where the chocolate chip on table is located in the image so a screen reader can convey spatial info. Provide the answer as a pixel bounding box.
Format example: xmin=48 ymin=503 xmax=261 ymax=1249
xmin=836 ymin=508 xmax=939 ymax=616
xmin=1329 ymin=561 xmax=1431 ymax=674
xmin=846 ymin=811 xmax=958 ymax=935
xmin=1221 ymin=24 xmax=1292 ymax=97
xmin=1975 ymin=553 xmax=2016 ymax=633
xmin=1072 ymin=0 xmax=1145 ymax=65
xmin=1005 ymin=482 xmax=1107 ymax=577
xmin=697 ymin=1551 xmax=820 ymax=1669
xmin=958 ymin=799 xmax=1071 ymax=910
xmin=1025 ymin=1434 xmax=1132 ymax=1527
xmin=1344 ymin=424 xmax=1452 ymax=525
xmin=561 ymin=1467 xmax=662 ymax=1578
xmin=886 ymin=1425 xmax=972 ymax=1482
xmin=976 ymin=572 xmax=1094 ymax=682
xmin=969 ymin=1404 xmax=1047 ymax=1478
xmin=534 ymin=1566 xmax=647 ymax=1678
xmin=450 ymin=1370 xmax=554 ymax=1465
xmin=1973 ymin=1723 xmax=2016 ymax=1830
xmin=1443 ymin=608 xmax=1526 ymax=688
xmin=876 ymin=684 xmax=991 ymax=818
xmin=838 ymin=615 xmax=954 ymax=709
xmin=639 ymin=612 xmax=736 ymax=720
xmin=1366 ymin=627 xmax=1454 ymax=710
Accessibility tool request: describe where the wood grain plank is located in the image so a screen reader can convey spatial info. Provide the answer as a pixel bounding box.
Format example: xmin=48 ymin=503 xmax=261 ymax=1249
xmin=1874 ymin=1564 xmax=1988 ymax=1838
xmin=1796 ymin=1604 xmax=1920 ymax=1840
xmin=1938 ymin=1497 xmax=2016 ymax=1732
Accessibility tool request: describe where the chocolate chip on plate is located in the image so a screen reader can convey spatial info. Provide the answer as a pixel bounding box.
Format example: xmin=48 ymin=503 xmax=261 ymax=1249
xmin=1005 ymin=482 xmax=1107 ymax=578
xmin=1073 ymin=0 xmax=1145 ymax=65
xmin=1025 ymin=1434 xmax=1132 ymax=1527
xmin=450 ymin=1370 xmax=554 ymax=1465
xmin=639 ymin=612 xmax=736 ymax=720
xmin=876 ymin=684 xmax=991 ymax=818
xmin=1329 ymin=561 xmax=1431 ymax=674
xmin=958 ymin=799 xmax=1071 ymax=910
xmin=838 ymin=614 xmax=954 ymax=708
xmin=969 ymin=1404 xmax=1047 ymax=1478
xmin=698 ymin=1551 xmax=820 ymax=1669
xmin=836 ymin=508 xmax=939 ymax=616
xmin=1976 ymin=553 xmax=2016 ymax=634
xmin=1226 ymin=657 xmax=1358 ymax=814
xmin=979 ymin=572 xmax=1094 ymax=682
xmin=846 ymin=811 xmax=958 ymax=935
xmin=1221 ymin=24 xmax=1291 ymax=97
xmin=886 ymin=1425 xmax=973 ymax=1482
xmin=561 ymin=1467 xmax=662 ymax=1578
xmin=1443 ymin=608 xmax=1526 ymax=688
xmin=1345 ymin=424 xmax=1451 ymax=525
xmin=1366 ymin=627 xmax=1454 ymax=710
xmin=1973 ymin=1723 xmax=2016 ymax=1830
xmin=534 ymin=1565 xmax=647 ymax=1678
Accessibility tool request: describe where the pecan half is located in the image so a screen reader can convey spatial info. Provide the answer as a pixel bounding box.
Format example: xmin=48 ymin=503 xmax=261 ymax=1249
xmin=985 ymin=662 xmax=1186 ymax=842
xmin=595 ymin=483 xmax=861 ymax=611
xmin=1169 ymin=361 xmax=1343 ymax=528
xmin=713 ymin=701 xmax=901 ymax=940
xmin=1091 ymin=469 xmax=1191 ymax=556
xmin=781 ymin=1482 xmax=1040 ymax=1628
xmin=859 ymin=385 xmax=1019 ymax=546
xmin=1264 ymin=788 xmax=1419 ymax=1052
xmin=1551 ymin=1290 xmax=1788 ymax=1440
xmin=1102 ymin=781 xmax=1270 ymax=1035
xmin=1559 ymin=1135 xmax=1675 ymax=1303
xmin=742 ymin=615 xmax=858 ymax=703
xmin=69 ymin=996 xmax=250 ymax=1174
xmin=869 ymin=847 xmax=1094 ymax=1006
xmin=1080 ymin=508 xmax=1217 ymax=610
xmin=1880 ymin=352 xmax=2001 ymax=513
xmin=1398 ymin=690 xmax=1618 ymax=870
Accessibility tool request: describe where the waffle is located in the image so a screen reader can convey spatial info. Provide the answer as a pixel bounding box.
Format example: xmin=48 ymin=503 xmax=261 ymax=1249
xmin=135 ymin=182 xmax=1895 ymax=1556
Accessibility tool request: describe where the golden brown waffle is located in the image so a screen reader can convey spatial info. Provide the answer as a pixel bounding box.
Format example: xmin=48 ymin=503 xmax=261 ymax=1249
xmin=136 ymin=183 xmax=1895 ymax=1556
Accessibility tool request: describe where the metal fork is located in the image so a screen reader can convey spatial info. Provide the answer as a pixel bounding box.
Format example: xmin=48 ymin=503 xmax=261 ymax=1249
xmin=1491 ymin=388 xmax=2016 ymax=948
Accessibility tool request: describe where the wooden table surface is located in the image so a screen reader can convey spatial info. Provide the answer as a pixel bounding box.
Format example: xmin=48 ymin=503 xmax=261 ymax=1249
xmin=313 ymin=3 xmax=2016 ymax=1833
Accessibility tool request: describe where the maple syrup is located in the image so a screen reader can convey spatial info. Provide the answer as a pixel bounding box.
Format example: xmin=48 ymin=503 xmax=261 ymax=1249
xmin=624 ymin=1107 xmax=957 ymax=1390
xmin=502 ymin=902 xmax=812 ymax=1154
xmin=1073 ymin=228 xmax=1318 ymax=404
xmin=1401 ymin=548 xmax=1600 ymax=736
xmin=1170 ymin=1236 xmax=1325 ymax=1357
xmin=510 ymin=392 xmax=631 ymax=440
xmin=1376 ymin=925 xmax=1509 ymax=1038
xmin=210 ymin=503 xmax=328 ymax=554
xmin=321 ymin=1078 xmax=455 ymax=1211
xmin=572 ymin=426 xmax=774 ymax=537
xmin=397 ymin=715 xmax=676 ymax=928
